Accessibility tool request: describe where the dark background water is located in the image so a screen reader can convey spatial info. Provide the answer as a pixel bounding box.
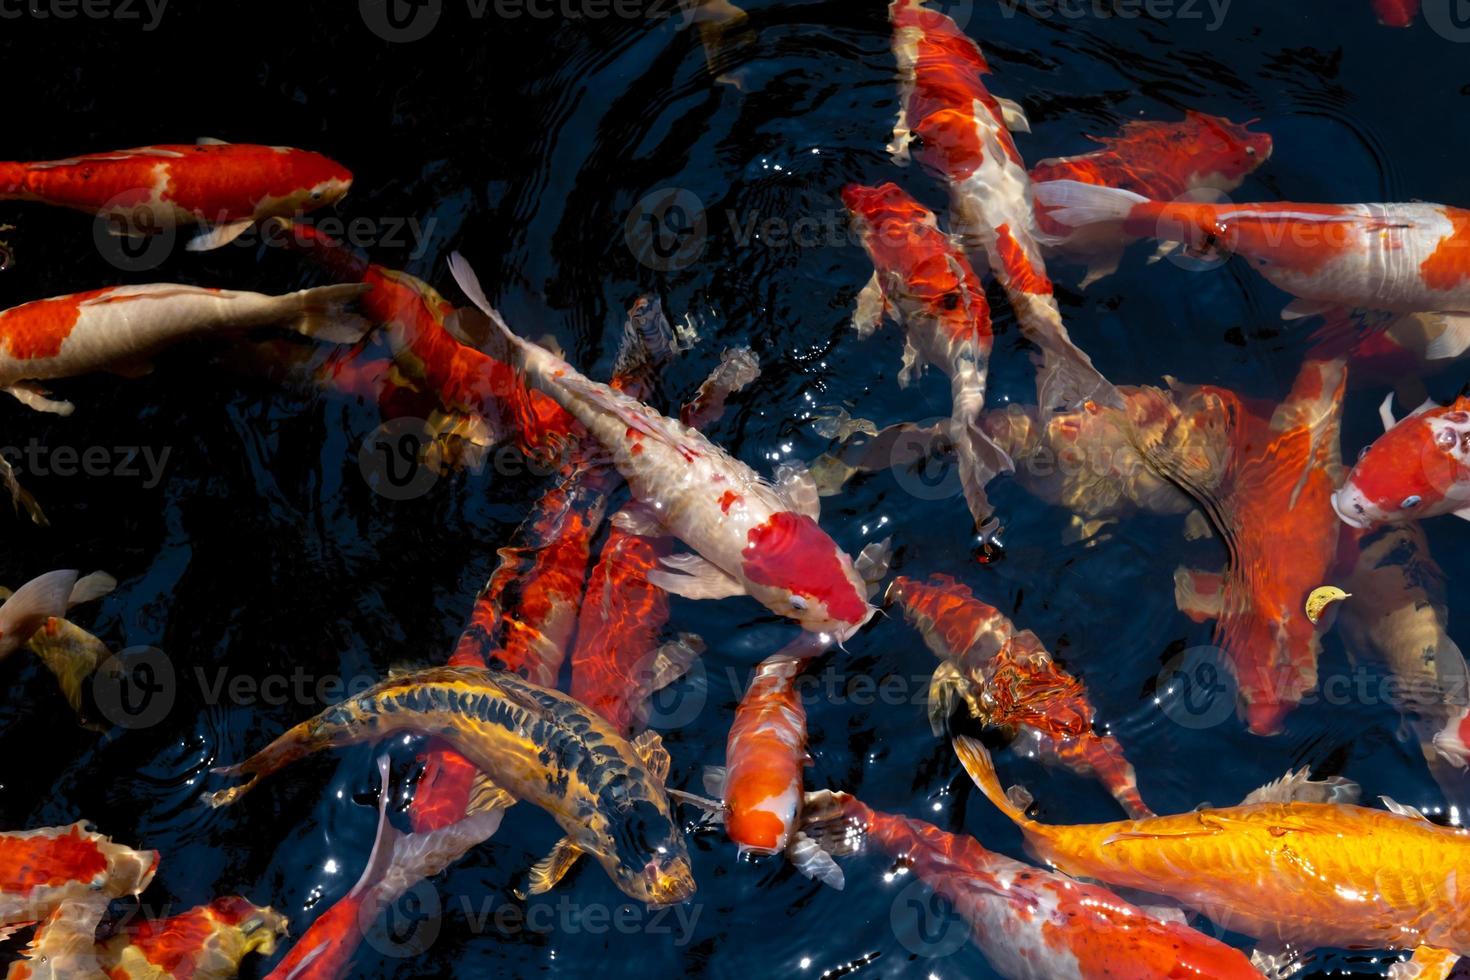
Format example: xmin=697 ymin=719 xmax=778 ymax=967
xmin=0 ymin=0 xmax=1467 ymax=976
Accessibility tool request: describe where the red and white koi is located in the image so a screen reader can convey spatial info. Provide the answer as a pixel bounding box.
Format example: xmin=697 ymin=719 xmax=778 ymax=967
xmin=1334 ymin=394 xmax=1470 ymax=528
xmin=0 ymin=142 xmax=351 ymax=251
xmin=449 ymin=254 xmax=874 ymax=640
xmin=97 ymin=897 xmax=287 ymax=980
xmin=844 ymin=181 xmax=1014 ymax=529
xmin=800 ymin=792 xmax=1264 ymax=980
xmin=887 ymin=0 xmax=1118 ymax=413
xmin=1030 ymin=113 xmax=1272 ymax=286
xmin=0 ymin=282 xmax=369 ymax=414
xmin=1034 ymin=180 xmax=1470 ymax=331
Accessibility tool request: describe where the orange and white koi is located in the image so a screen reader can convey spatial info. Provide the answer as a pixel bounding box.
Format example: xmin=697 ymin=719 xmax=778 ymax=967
xmin=268 ymin=757 xmax=505 ymax=980
xmin=957 ymin=735 xmax=1470 ymax=958
xmin=800 ymin=792 xmax=1264 ymax=980
xmin=97 ymin=897 xmax=287 ymax=980
xmin=844 ymin=181 xmax=1014 ymax=529
xmin=1034 ymin=180 xmax=1470 ymax=331
xmin=887 ymin=0 xmax=1118 ymax=413
xmin=0 ymin=142 xmax=351 ymax=251
xmin=449 ymin=254 xmax=874 ymax=640
xmin=1335 ymin=394 xmax=1470 ymax=528
xmin=888 ymin=574 xmax=1152 ymax=817
xmin=571 ymin=347 xmax=760 ymax=736
xmin=0 ymin=822 xmax=157 ymax=978
xmin=1030 ymin=113 xmax=1272 ymax=286
xmin=0 ymin=282 xmax=369 ymax=414
xmin=1167 ymin=358 xmax=1348 ymax=735
xmin=702 ymin=637 xmax=844 ymax=889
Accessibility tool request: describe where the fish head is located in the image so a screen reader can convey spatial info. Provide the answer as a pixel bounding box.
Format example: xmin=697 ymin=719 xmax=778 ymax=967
xmin=604 ymin=798 xmax=696 ymax=906
xmin=1179 ymin=112 xmax=1274 ymax=188
xmin=741 ymin=512 xmax=875 ymax=641
xmin=280 ymin=150 xmax=354 ymax=214
xmin=841 ymin=182 xmax=930 ymax=251
xmin=1335 ymin=402 xmax=1470 ymax=528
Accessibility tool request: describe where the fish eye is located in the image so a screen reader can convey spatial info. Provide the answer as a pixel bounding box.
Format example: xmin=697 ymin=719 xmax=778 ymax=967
xmin=1401 ymin=495 xmax=1422 ymax=509
xmin=790 ymin=595 xmax=809 ymax=611
xmin=1245 ymin=146 xmax=1256 ymax=156
xmin=310 ymin=190 xmax=323 ymax=201
xmin=1437 ymin=429 xmax=1458 ymax=450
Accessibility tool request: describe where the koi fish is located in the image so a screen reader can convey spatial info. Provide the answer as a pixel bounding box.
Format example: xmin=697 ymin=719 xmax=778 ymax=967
xmin=956 ymin=735 xmax=1470 ymax=958
xmin=0 ymin=141 xmax=351 ymax=251
xmin=206 ymin=666 xmax=695 ymax=906
xmin=888 ymin=574 xmax=1152 ymax=817
xmin=572 ymin=347 xmax=761 ymax=736
xmin=0 ymin=283 xmax=370 ymax=414
xmin=1308 ymin=310 xmax=1470 ymax=385
xmin=1334 ymin=394 xmax=1470 ymax=528
xmin=1034 ymin=180 xmax=1470 ymax=333
xmin=844 ymin=181 xmax=1014 ymax=529
xmin=799 ymin=792 xmax=1264 ymax=980
xmin=1164 ymin=358 xmax=1348 ymax=735
xmin=701 ymin=636 xmax=844 ymax=889
xmin=0 ymin=570 xmax=116 ymax=728
xmin=1375 ymin=0 xmax=1421 ymax=26
xmin=448 ymin=254 xmax=874 ymax=640
xmin=1334 ymin=522 xmax=1470 ymax=812
xmin=0 ymin=822 xmax=157 ymax=978
xmin=887 ymin=0 xmax=1119 ymax=414
xmin=1030 ymin=113 xmax=1272 ymax=286
xmin=96 ymin=897 xmax=287 ymax=980
xmin=267 ymin=757 xmax=506 ymax=980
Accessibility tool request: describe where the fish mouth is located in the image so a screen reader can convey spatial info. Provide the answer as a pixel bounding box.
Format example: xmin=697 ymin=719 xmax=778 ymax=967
xmin=1330 ymin=488 xmax=1372 ymax=529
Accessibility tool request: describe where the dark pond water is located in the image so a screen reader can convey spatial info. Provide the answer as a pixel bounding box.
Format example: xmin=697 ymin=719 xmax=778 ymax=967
xmin=1 ymin=0 xmax=1468 ymax=976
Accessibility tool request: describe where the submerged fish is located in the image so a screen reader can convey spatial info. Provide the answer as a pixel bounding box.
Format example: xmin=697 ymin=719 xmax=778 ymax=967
xmin=887 ymin=0 xmax=1119 ymax=413
xmin=1334 ymin=394 xmax=1470 ymax=528
xmin=1031 ymin=112 xmax=1273 ymax=286
xmin=1374 ymin=0 xmax=1420 ymax=26
xmin=0 ymin=569 xmax=116 ymax=728
xmin=97 ymin=897 xmax=287 ymax=980
xmin=1035 ymin=181 xmax=1470 ymax=333
xmin=956 ymin=735 xmax=1470 ymax=958
xmin=0 ymin=283 xmax=369 ymax=414
xmin=889 ymin=574 xmax=1151 ymax=817
xmin=449 ymin=254 xmax=874 ymax=640
xmin=206 ymin=666 xmax=695 ymax=906
xmin=800 ymin=791 xmax=1263 ymax=980
xmin=0 ymin=141 xmax=352 ymax=251
xmin=267 ymin=757 xmax=506 ymax=980
xmin=844 ymin=181 xmax=1014 ymax=529
xmin=1164 ymin=358 xmax=1348 ymax=735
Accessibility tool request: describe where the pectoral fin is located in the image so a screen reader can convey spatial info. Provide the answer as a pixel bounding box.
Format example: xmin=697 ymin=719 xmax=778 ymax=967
xmin=995 ymin=96 xmax=1030 ymax=134
xmin=516 ymin=837 xmax=584 ymax=898
xmin=186 ymin=219 xmax=254 ymax=252
xmin=1173 ymin=567 xmax=1224 ymax=623
xmin=1422 ymin=313 xmax=1470 ymax=361
xmin=774 ymin=461 xmax=821 ymax=519
xmin=6 ymin=382 xmax=74 ymax=416
xmin=853 ymin=272 xmax=887 ymax=338
xmin=466 ymin=772 xmax=517 ymax=816
xmin=631 ymin=730 xmax=672 ymax=781
xmin=786 ymin=832 xmax=845 ymax=890
xmin=648 ymin=554 xmax=747 ymax=600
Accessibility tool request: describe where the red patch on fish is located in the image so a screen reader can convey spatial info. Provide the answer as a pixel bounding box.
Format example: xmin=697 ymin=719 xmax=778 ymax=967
xmin=995 ymin=224 xmax=1054 ymax=295
xmin=719 ymin=490 xmax=741 ymax=513
xmin=0 ymin=293 xmax=86 ymax=360
xmin=742 ymin=512 xmax=866 ymax=624
xmin=0 ymin=825 xmax=108 ymax=893
xmin=1420 ymin=207 xmax=1470 ymax=292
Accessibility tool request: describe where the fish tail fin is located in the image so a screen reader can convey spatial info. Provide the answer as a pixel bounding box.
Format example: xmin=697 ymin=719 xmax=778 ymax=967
xmin=953 ymin=736 xmax=1033 ymax=826
xmin=205 ymin=715 xmax=335 ymax=807
xmin=1032 ymin=180 xmax=1150 ymax=229
xmin=281 ymin=283 xmax=373 ymax=345
xmin=448 ymin=252 xmax=526 ymax=354
xmin=1033 ymin=334 xmax=1121 ymax=414
xmin=953 ymin=413 xmax=1014 ymax=530
xmin=0 ymin=456 xmax=44 ymax=525
xmin=0 ymin=569 xmax=78 ymax=655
